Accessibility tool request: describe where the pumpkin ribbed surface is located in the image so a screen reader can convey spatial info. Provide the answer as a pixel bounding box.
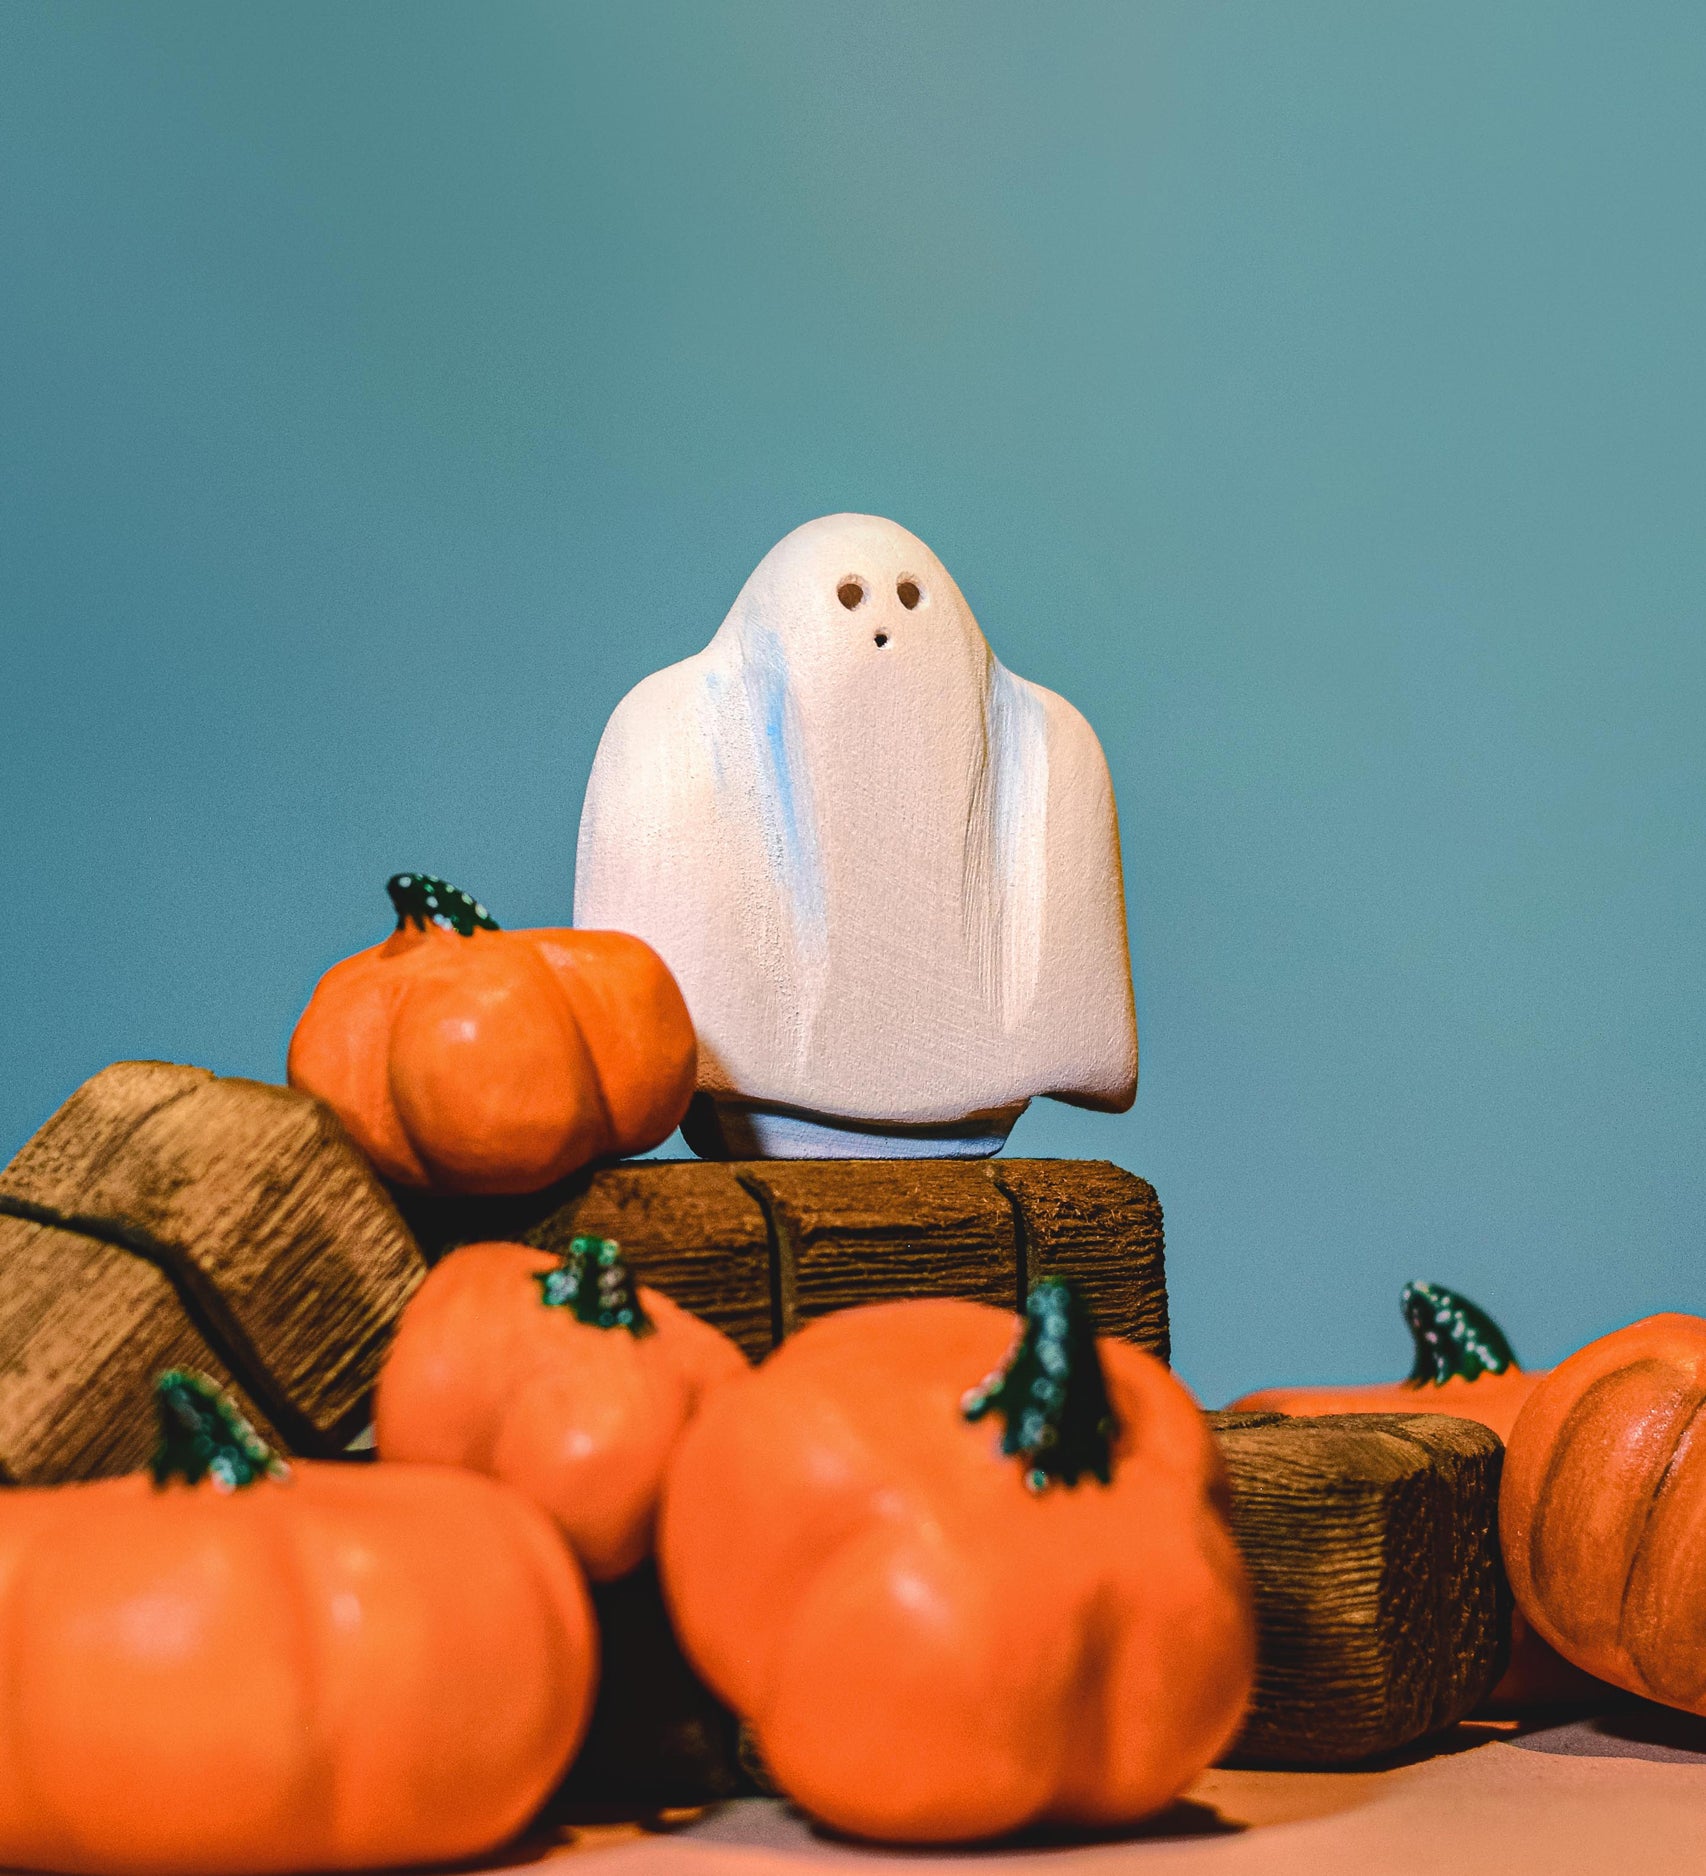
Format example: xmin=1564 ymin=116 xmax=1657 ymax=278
xmin=0 ymin=1459 xmax=596 ymax=1875
xmin=658 ymin=1294 xmax=1254 ymax=1843
xmin=1502 ymin=1312 xmax=1706 ymax=1714
xmin=288 ymin=877 xmax=695 ymax=1195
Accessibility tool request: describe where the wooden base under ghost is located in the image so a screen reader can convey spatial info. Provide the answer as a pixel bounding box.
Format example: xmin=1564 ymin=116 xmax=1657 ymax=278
xmin=391 ymin=1155 xmax=1171 ymax=1365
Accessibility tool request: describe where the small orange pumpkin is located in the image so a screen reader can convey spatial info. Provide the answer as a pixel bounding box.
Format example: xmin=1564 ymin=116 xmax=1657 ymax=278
xmin=0 ymin=1372 xmax=596 ymax=1876
xmin=1228 ymin=1280 xmax=1542 ymax=1441
xmin=376 ymin=1236 xmax=747 ymax=1581
xmin=1502 ymin=1312 xmax=1706 ymax=1714
xmin=288 ymin=873 xmax=695 ymax=1193
xmin=658 ymin=1284 xmax=1254 ymax=1844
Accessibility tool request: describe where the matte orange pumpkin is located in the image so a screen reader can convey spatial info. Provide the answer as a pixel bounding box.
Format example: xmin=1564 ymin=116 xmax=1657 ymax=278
xmin=376 ymin=1235 xmax=747 ymax=1580
xmin=1502 ymin=1312 xmax=1706 ymax=1715
xmin=288 ymin=873 xmax=695 ymax=1193
xmin=658 ymin=1286 xmax=1255 ymax=1844
xmin=1228 ymin=1280 xmax=1543 ymax=1441
xmin=0 ymin=1372 xmax=596 ymax=1876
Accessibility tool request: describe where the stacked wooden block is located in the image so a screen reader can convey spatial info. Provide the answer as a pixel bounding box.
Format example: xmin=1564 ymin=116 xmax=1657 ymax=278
xmin=393 ymin=1155 xmax=1169 ymax=1364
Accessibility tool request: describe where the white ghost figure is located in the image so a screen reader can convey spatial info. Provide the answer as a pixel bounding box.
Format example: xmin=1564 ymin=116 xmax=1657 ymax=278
xmin=574 ymin=514 xmax=1137 ymax=1157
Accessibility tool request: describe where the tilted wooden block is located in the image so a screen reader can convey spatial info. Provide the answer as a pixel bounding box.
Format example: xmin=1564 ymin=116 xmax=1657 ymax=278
xmin=0 ymin=1061 xmax=426 ymax=1480
xmin=393 ymin=1156 xmax=1168 ymax=1365
xmin=1210 ymin=1410 xmax=1508 ymax=1766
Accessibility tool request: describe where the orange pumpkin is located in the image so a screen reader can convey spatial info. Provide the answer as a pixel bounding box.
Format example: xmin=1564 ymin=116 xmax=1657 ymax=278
xmin=0 ymin=1371 xmax=596 ymax=1876
xmin=376 ymin=1235 xmax=747 ymax=1581
xmin=1228 ymin=1280 xmax=1542 ymax=1441
xmin=1501 ymin=1312 xmax=1706 ymax=1714
xmin=288 ymin=873 xmax=695 ymax=1194
xmin=658 ymin=1284 xmax=1255 ymax=1844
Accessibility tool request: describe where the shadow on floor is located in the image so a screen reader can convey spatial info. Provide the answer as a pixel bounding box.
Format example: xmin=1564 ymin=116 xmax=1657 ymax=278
xmin=1511 ymin=1698 xmax=1706 ymax=1763
xmin=662 ymin=1795 xmax=1243 ymax=1861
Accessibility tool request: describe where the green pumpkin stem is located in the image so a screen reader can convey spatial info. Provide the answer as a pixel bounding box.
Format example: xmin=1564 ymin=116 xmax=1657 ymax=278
xmin=1401 ymin=1281 xmax=1520 ymax=1385
xmin=534 ymin=1236 xmax=653 ymax=1335
xmin=150 ymin=1370 xmax=288 ymax=1491
xmin=962 ymin=1278 xmax=1119 ymax=1492
xmin=386 ymin=873 xmax=499 ymax=936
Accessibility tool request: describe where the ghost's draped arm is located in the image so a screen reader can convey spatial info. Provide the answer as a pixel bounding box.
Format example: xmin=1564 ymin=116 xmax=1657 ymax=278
xmin=574 ymin=663 xmax=708 ymax=939
xmin=1033 ymin=685 xmax=1139 ymax=1111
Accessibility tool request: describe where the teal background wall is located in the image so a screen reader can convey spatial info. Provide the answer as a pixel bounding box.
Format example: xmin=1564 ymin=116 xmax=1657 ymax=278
xmin=4 ymin=2 xmax=1702 ymax=1406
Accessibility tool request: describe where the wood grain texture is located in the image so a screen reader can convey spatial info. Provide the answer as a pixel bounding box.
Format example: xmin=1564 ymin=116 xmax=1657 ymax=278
xmin=394 ymin=1157 xmax=1168 ymax=1364
xmin=0 ymin=1061 xmax=426 ymax=1478
xmin=991 ymin=1159 xmax=1168 ymax=1361
xmin=738 ymin=1159 xmax=1020 ymax=1335
xmin=1211 ymin=1410 xmax=1508 ymax=1767
xmin=0 ymin=1212 xmax=288 ymax=1481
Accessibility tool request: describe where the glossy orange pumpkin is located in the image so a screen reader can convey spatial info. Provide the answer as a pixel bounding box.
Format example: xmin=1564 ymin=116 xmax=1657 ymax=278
xmin=1229 ymin=1280 xmax=1543 ymax=1441
xmin=0 ymin=1372 xmax=596 ymax=1876
xmin=376 ymin=1235 xmax=747 ymax=1580
xmin=658 ymin=1285 xmax=1255 ymax=1844
xmin=288 ymin=873 xmax=695 ymax=1194
xmin=1502 ymin=1313 xmax=1706 ymax=1715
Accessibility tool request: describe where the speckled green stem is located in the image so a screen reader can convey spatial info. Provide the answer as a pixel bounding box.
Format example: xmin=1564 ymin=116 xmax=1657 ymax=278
xmin=962 ymin=1278 xmax=1119 ymax=1492
xmin=1401 ymin=1280 xmax=1519 ymax=1385
xmin=534 ymin=1235 xmax=654 ymax=1335
xmin=150 ymin=1370 xmax=287 ymax=1491
xmin=386 ymin=872 xmax=499 ymax=935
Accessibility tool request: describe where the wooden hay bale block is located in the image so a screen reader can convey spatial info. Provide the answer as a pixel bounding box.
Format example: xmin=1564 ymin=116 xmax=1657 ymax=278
xmin=395 ymin=1156 xmax=1168 ymax=1366
xmin=1211 ymin=1410 xmax=1508 ymax=1766
xmin=0 ymin=1061 xmax=426 ymax=1481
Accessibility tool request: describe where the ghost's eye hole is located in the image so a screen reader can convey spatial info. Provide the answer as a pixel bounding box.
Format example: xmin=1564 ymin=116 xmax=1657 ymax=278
xmin=896 ymin=580 xmax=921 ymax=609
xmin=837 ymin=580 xmax=865 ymax=609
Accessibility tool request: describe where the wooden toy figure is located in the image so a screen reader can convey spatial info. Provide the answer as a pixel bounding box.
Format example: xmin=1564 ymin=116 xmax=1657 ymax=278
xmin=575 ymin=514 xmax=1137 ymax=1157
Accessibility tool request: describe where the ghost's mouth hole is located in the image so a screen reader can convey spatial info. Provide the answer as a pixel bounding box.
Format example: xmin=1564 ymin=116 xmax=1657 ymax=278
xmin=897 ymin=580 xmax=921 ymax=609
xmin=837 ymin=580 xmax=866 ymax=609
xmin=874 ymin=633 xmax=889 ymax=648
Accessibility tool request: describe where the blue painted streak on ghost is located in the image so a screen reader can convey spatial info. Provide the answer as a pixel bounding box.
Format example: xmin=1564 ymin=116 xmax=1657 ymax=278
xmin=987 ymin=660 xmax=1047 ymax=886
xmin=699 ymin=665 xmax=728 ymax=788
xmin=979 ymin=658 xmax=1049 ymax=1026
xmin=736 ymin=624 xmax=827 ymax=948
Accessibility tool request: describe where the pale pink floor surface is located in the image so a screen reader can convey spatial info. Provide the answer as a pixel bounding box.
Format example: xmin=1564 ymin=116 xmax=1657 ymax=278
xmin=449 ymin=1704 xmax=1706 ymax=1876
